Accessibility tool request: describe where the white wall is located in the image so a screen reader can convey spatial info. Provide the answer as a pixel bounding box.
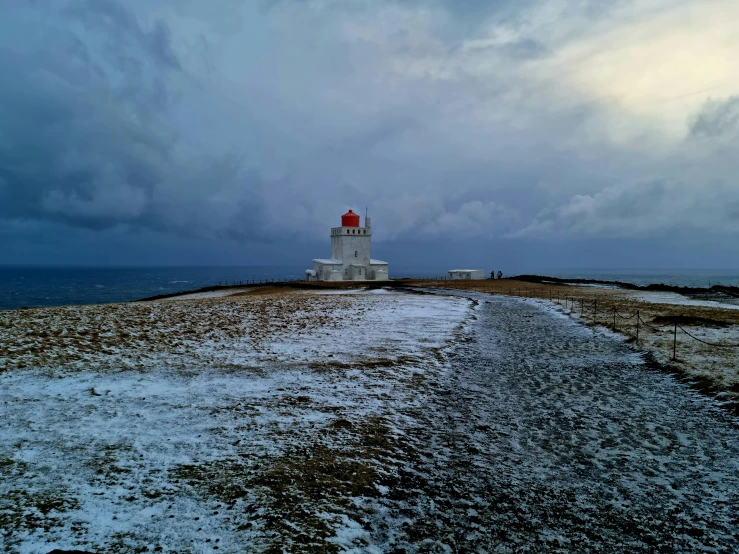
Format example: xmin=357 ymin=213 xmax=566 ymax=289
xmin=448 ymin=270 xmax=484 ymax=280
xmin=330 ymin=226 xmax=371 ymax=275
xmin=370 ymin=262 xmax=389 ymax=281
xmin=313 ymin=260 xmax=343 ymax=281
xmin=373 ymin=269 xmax=388 ymax=281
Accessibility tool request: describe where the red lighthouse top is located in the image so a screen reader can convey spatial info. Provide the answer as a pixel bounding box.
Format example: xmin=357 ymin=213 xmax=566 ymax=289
xmin=341 ymin=209 xmax=360 ymax=227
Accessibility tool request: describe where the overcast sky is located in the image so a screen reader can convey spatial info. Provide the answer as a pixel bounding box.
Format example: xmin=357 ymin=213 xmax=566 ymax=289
xmin=2 ymin=0 xmax=738 ymax=269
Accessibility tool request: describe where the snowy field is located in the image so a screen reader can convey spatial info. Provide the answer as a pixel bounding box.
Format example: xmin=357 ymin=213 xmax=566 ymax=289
xmin=0 ymin=289 xmax=472 ymax=552
xmin=2 ymin=287 xmax=739 ymax=552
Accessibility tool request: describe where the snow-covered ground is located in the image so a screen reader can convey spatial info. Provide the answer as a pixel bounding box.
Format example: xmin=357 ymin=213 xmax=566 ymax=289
xmin=0 ymin=289 xmax=471 ymax=553
xmin=2 ymin=288 xmax=738 ymax=552
xmin=623 ymin=290 xmax=739 ymax=310
xmin=371 ymin=291 xmax=739 ymax=551
xmin=529 ymin=287 xmax=739 ymax=397
xmin=564 ymin=282 xmax=621 ymax=289
xmin=160 ymin=288 xmax=252 ymax=301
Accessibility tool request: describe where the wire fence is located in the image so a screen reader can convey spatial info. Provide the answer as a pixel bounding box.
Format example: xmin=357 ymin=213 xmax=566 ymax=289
xmin=502 ymin=287 xmax=739 ymax=361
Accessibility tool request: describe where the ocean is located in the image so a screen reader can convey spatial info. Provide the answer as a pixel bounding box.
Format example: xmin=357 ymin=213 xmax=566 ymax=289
xmin=0 ymin=266 xmax=307 ymax=311
xmin=1 ymin=266 xmax=739 ymax=311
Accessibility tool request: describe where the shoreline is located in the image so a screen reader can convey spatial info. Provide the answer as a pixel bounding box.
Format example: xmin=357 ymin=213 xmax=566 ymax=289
xmin=514 ymin=273 xmax=739 ymax=293
xmin=4 ymin=273 xmax=738 ymax=311
xmin=133 ymin=273 xmax=739 ymax=305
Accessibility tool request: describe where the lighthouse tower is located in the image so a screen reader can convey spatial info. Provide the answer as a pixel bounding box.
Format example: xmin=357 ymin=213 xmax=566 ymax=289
xmin=306 ymin=210 xmax=389 ymax=281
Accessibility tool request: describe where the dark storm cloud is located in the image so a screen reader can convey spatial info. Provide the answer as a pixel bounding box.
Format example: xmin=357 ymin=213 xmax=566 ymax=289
xmin=1 ymin=0 xmax=738 ymax=267
xmin=64 ymin=0 xmax=182 ymax=71
xmin=0 ymin=1 xmax=268 ymax=241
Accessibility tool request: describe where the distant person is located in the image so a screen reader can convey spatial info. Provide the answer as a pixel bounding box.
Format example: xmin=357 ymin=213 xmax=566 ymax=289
xmin=498 ymin=270 xmax=503 ymax=279
xmin=491 ymin=271 xmax=495 ymax=280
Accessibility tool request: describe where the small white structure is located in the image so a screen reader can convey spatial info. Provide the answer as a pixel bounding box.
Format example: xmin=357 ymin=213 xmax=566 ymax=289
xmin=306 ymin=210 xmax=389 ymax=281
xmin=448 ymin=269 xmax=484 ymax=280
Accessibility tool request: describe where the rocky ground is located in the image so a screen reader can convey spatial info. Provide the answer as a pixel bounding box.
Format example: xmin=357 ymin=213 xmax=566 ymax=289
xmin=1 ymin=287 xmax=738 ymax=552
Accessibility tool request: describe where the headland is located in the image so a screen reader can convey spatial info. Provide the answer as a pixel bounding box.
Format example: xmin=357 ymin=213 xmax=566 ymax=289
xmin=2 ymin=279 xmax=739 ymax=551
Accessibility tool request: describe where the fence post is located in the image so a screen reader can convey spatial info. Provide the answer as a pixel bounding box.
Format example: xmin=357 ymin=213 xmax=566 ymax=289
xmin=673 ymin=323 xmax=677 ymax=361
xmin=613 ymin=309 xmax=616 ymax=330
xmin=636 ymin=310 xmax=639 ymax=345
xmin=594 ymin=299 xmax=597 ymax=322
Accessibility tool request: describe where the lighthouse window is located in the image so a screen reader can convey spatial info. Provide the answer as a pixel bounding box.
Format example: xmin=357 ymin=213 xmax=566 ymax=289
xmin=347 ymin=230 xmax=350 ymax=234
xmin=355 ymin=250 xmax=358 ymax=257
xmin=363 ymin=230 xmax=366 ymax=234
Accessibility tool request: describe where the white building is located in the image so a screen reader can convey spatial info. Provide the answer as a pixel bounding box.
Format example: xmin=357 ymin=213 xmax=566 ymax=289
xmin=306 ymin=210 xmax=389 ymax=281
xmin=448 ymin=269 xmax=485 ymax=280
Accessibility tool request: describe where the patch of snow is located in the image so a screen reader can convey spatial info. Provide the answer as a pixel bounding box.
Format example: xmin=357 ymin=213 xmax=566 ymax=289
xmin=625 ymin=291 xmax=739 ymax=310
xmin=567 ymin=283 xmax=621 ymax=289
xmin=159 ymin=288 xmax=251 ymax=301
xmin=310 ymin=288 xmax=367 ymax=295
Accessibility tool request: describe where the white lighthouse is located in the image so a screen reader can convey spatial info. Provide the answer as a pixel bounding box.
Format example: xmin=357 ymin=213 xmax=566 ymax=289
xmin=305 ymin=210 xmax=389 ymax=281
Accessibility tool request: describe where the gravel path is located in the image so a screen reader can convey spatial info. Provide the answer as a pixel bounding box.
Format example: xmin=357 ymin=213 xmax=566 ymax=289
xmin=376 ymin=293 xmax=739 ymax=553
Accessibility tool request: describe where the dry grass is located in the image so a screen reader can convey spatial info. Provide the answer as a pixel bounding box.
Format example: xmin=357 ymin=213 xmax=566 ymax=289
xmin=170 ymin=416 xmax=395 ymax=553
xmin=0 ymin=290 xmax=354 ymax=373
